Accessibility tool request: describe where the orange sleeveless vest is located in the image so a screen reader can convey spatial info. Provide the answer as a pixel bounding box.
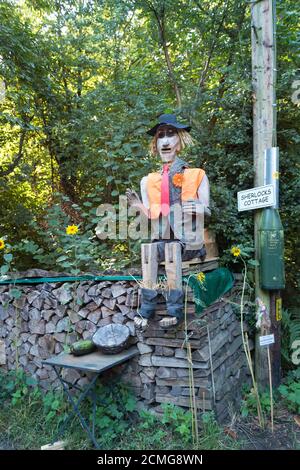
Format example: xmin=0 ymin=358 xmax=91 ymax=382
xmin=147 ymin=168 xmax=205 ymax=219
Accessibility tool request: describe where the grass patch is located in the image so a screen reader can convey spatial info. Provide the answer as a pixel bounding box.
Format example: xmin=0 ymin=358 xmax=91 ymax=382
xmin=0 ymin=368 xmax=240 ymax=450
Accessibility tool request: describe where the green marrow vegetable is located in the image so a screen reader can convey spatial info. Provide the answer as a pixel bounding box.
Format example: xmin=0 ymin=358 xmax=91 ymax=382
xmin=70 ymin=339 xmax=96 ymax=356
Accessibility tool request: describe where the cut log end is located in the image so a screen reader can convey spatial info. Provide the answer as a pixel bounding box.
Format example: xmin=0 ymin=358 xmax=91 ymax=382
xmin=41 ymin=440 xmax=66 ymax=450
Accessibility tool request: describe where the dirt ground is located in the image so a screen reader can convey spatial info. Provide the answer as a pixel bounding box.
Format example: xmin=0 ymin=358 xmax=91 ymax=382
xmin=231 ymin=408 xmax=300 ymax=450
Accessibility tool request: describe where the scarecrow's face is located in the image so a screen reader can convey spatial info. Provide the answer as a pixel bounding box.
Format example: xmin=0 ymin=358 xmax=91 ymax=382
xmin=156 ymin=125 xmax=181 ymax=163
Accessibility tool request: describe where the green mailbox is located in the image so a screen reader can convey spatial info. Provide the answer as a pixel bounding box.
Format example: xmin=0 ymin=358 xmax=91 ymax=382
xmin=258 ymin=208 xmax=285 ymax=290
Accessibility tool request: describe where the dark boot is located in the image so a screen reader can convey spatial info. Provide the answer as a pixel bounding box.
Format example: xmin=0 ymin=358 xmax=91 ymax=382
xmin=159 ymin=289 xmax=184 ymax=328
xmin=139 ymin=288 xmax=159 ymax=319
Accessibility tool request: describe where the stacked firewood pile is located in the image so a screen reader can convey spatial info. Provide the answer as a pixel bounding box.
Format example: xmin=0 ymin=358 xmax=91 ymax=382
xmin=0 ymin=278 xmax=137 ymax=388
xmin=125 ymin=288 xmax=251 ymax=422
xmin=0 ymin=272 xmax=251 ymax=421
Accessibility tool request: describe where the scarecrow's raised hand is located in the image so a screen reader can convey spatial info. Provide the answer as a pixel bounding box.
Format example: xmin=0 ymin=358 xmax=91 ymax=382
xmin=126 ymin=188 xmax=142 ymax=207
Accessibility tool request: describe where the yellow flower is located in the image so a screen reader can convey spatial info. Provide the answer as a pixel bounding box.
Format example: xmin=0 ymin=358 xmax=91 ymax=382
xmin=113 ymin=244 xmax=126 ymax=253
xmin=66 ymin=225 xmax=79 ymax=235
xmin=231 ymin=246 xmax=241 ymax=257
xmin=0 ymin=239 xmax=5 ymax=250
xmin=196 ymin=272 xmax=206 ymax=283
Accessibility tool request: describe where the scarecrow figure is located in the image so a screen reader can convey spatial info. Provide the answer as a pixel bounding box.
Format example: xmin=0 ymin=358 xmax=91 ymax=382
xmin=126 ymin=114 xmax=210 ymax=329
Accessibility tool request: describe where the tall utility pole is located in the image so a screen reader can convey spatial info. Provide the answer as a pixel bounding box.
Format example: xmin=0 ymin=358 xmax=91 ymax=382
xmin=251 ymin=0 xmax=281 ymax=388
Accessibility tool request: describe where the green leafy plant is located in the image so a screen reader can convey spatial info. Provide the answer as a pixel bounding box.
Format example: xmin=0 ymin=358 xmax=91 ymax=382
xmin=0 ymin=238 xmax=15 ymax=279
xmin=14 ymin=200 xmax=100 ymax=274
xmin=42 ymin=390 xmax=69 ymax=424
xmin=278 ymin=368 xmax=300 ymax=413
xmin=161 ymin=403 xmax=193 ymax=445
xmin=240 ymin=385 xmax=273 ymax=418
xmin=0 ymin=368 xmax=138 ymax=448
xmin=0 ymin=369 xmax=38 ymax=405
xmin=198 ymin=412 xmax=224 ymax=449
xmin=86 ymin=381 xmax=136 ymax=445
xmin=0 ymin=0 xmax=298 ymax=304
xmin=0 ymin=368 xmax=242 ymax=450
xmin=12 ymin=192 xmax=138 ymax=273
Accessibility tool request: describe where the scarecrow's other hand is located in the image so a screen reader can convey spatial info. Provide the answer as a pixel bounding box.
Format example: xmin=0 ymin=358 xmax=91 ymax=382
xmin=182 ymin=200 xmax=204 ymax=215
xmin=126 ymin=189 xmax=141 ymax=207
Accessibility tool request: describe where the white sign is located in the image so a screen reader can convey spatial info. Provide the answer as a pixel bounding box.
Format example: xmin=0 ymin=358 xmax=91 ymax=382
xmin=237 ymin=184 xmax=275 ymax=212
xmin=259 ymin=334 xmax=275 ymax=347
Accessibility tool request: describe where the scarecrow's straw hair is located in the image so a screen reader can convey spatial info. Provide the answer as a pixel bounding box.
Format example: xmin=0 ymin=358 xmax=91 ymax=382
xmin=149 ymin=129 xmax=194 ymax=156
xmin=130 ymin=274 xmax=168 ymax=291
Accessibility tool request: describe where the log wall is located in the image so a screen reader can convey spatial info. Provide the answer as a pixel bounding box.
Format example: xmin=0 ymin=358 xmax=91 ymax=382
xmin=0 ymin=271 xmax=251 ymax=421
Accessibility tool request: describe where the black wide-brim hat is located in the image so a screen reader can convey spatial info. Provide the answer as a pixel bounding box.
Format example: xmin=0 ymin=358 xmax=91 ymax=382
xmin=147 ymin=113 xmax=191 ymax=136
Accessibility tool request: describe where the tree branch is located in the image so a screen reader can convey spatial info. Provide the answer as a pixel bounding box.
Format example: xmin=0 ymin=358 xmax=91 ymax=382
xmin=196 ymin=0 xmax=230 ymax=99
xmin=207 ymin=6 xmax=247 ymax=133
xmin=147 ymin=1 xmax=182 ymax=107
xmin=0 ymin=128 xmax=27 ymax=177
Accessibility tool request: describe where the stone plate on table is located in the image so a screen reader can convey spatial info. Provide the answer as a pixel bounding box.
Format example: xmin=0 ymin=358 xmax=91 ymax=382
xmin=92 ymin=323 xmax=130 ymax=354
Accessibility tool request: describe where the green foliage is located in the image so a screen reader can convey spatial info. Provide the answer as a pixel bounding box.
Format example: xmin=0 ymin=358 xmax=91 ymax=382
xmin=198 ymin=412 xmax=228 ymax=450
xmin=240 ymin=384 xmax=273 ymax=418
xmin=161 ymin=403 xmax=193 ymax=444
xmin=0 ymin=368 xmax=137 ymax=449
xmin=240 ymin=371 xmax=300 ymax=430
xmin=281 ymin=308 xmax=300 ymax=369
xmin=0 ymin=240 xmax=15 ymax=277
xmin=0 ymin=0 xmax=298 ymax=302
xmin=0 ymin=368 xmax=240 ymax=450
xmin=278 ymin=368 xmax=300 ymax=414
xmin=7 ymin=191 xmax=140 ymax=273
xmin=0 ymin=368 xmax=67 ymax=421
xmin=0 ymin=368 xmax=35 ymax=404
xmin=89 ymin=381 xmax=137 ymax=445
xmin=15 ymin=200 xmax=101 ymax=274
xmin=130 ymin=406 xmax=239 ymax=450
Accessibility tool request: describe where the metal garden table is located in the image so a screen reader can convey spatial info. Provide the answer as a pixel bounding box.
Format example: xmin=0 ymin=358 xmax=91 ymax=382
xmin=42 ymin=346 xmax=139 ymax=449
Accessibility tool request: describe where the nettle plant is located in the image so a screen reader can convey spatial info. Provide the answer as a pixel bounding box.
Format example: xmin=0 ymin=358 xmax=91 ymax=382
xmin=278 ymin=368 xmax=300 ymax=414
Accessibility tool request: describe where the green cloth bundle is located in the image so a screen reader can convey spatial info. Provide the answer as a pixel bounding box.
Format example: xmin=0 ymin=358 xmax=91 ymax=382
xmin=185 ymin=267 xmax=235 ymax=315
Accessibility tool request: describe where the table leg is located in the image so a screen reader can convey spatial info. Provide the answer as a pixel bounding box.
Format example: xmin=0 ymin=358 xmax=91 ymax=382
xmin=52 ymin=366 xmax=100 ymax=449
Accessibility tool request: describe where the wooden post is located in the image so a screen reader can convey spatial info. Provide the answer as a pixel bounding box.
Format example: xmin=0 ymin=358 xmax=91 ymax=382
xmin=251 ymin=0 xmax=280 ymax=388
xmin=267 ymin=346 xmax=274 ymax=432
xmin=165 ymin=242 xmax=182 ymax=290
xmin=141 ymin=243 xmax=158 ymax=289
